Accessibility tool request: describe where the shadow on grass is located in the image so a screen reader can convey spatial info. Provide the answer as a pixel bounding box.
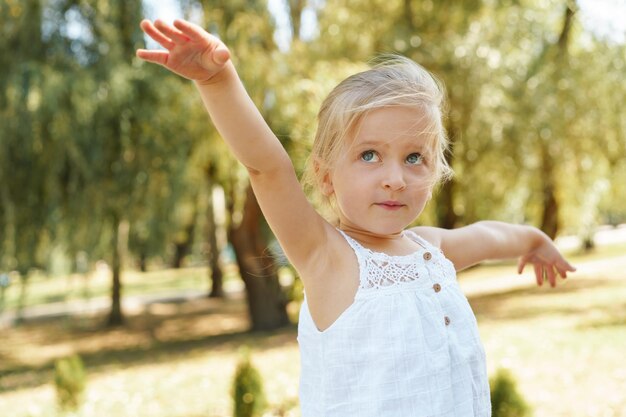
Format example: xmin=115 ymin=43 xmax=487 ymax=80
xmin=3 ymin=272 xmax=623 ymax=394
xmin=468 ymin=276 xmax=621 ymax=321
xmin=581 ymin=316 xmax=626 ymax=329
xmin=42 ymin=294 xmax=69 ymax=304
xmin=0 ymin=295 xmax=297 ymax=393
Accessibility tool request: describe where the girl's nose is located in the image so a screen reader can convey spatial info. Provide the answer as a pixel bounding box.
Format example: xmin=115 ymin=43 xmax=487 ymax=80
xmin=382 ymin=164 xmax=406 ymax=190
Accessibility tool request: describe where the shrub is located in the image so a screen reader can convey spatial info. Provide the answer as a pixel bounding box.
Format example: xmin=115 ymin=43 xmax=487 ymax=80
xmin=232 ymin=347 xmax=266 ymax=417
xmin=54 ymin=354 xmax=87 ymax=411
xmin=490 ymin=368 xmax=531 ymax=417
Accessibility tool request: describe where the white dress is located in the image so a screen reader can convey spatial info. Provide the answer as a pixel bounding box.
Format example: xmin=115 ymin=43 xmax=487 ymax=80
xmin=297 ymin=230 xmax=491 ymax=417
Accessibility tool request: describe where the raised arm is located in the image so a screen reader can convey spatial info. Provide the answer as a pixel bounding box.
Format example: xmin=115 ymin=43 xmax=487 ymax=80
xmin=413 ymin=221 xmax=576 ymax=287
xmin=137 ymin=19 xmax=286 ymax=174
xmin=136 ymin=19 xmax=331 ymax=273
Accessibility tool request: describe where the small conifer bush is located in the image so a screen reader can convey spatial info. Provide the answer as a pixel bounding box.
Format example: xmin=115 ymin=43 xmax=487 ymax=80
xmin=490 ymin=368 xmax=531 ymax=417
xmin=54 ymin=354 xmax=87 ymax=411
xmin=232 ymin=347 xmax=266 ymax=417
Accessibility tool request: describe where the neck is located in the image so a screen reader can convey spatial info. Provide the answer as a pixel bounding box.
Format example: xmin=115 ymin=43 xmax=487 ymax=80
xmin=338 ymin=223 xmax=404 ymax=242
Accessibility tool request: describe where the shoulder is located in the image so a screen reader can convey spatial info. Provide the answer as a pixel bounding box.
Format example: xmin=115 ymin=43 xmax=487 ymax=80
xmin=409 ymin=223 xmax=502 ymax=271
xmin=409 ymin=223 xmax=487 ymax=250
xmin=407 ymin=226 xmax=445 ymax=248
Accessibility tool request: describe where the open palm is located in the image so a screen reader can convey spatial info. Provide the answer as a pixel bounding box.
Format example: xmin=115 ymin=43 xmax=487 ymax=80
xmin=136 ymin=19 xmax=230 ymax=84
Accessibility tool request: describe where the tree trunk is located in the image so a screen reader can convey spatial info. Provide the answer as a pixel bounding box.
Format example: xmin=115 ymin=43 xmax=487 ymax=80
xmin=538 ymin=3 xmax=575 ymax=239
xmin=541 ymin=178 xmax=559 ymax=239
xmin=138 ymin=251 xmax=147 ymax=272
xmin=435 ymin=118 xmax=459 ymax=229
xmin=403 ymin=0 xmax=415 ymax=29
xmin=15 ymin=274 xmax=29 ymax=324
xmin=288 ymin=0 xmax=306 ymax=41
xmin=435 ymin=178 xmax=458 ymax=229
xmin=206 ymin=168 xmax=224 ymax=298
xmin=229 ymin=184 xmax=289 ymax=331
xmin=172 ymin=236 xmax=192 ymax=268
xmin=0 ymin=182 xmax=16 ymax=272
xmin=539 ymin=147 xmax=559 ymax=239
xmin=107 ymin=216 xmax=128 ymax=326
xmin=171 ymin=207 xmax=196 ymax=269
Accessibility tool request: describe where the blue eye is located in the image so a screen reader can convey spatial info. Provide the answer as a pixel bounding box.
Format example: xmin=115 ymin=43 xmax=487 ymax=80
xmin=406 ymin=153 xmax=424 ymax=165
xmin=361 ymin=150 xmax=379 ymax=162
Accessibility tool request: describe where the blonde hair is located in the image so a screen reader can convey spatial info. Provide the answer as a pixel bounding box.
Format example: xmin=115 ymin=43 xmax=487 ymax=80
xmin=301 ymin=55 xmax=453 ymax=218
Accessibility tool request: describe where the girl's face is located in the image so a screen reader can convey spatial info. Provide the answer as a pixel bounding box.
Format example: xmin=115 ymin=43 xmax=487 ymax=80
xmin=323 ymin=106 xmax=435 ymax=235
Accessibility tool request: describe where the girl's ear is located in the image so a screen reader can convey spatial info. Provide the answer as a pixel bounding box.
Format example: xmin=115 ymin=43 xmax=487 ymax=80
xmin=321 ymin=172 xmax=334 ymax=196
xmin=314 ymin=158 xmax=334 ymax=196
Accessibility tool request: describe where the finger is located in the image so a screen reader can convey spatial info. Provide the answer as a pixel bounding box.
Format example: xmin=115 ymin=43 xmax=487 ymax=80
xmin=140 ymin=19 xmax=175 ymax=50
xmin=517 ymin=256 xmax=528 ymax=274
xmin=555 ymin=262 xmax=568 ymax=279
xmin=534 ymin=263 xmax=543 ymax=286
xmin=154 ymin=19 xmax=190 ymax=44
xmin=556 ymin=260 xmax=576 ymax=277
xmin=136 ymin=49 xmax=169 ymax=66
xmin=173 ymin=19 xmax=209 ymax=42
xmin=546 ymin=265 xmax=556 ymax=288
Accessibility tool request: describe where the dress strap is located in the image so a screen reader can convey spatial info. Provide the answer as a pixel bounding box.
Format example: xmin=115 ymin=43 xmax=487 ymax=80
xmin=336 ymin=229 xmax=369 ymax=288
xmin=403 ymin=229 xmax=432 ymax=249
xmin=337 ymin=229 xmax=366 ymax=252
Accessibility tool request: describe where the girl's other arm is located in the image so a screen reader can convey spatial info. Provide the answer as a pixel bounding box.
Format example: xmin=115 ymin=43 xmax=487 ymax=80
xmin=415 ymin=221 xmax=576 ymax=287
xmin=136 ymin=19 xmax=331 ymax=273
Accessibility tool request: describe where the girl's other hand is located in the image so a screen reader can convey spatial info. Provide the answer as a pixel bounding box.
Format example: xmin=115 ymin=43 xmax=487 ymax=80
xmin=136 ymin=19 xmax=231 ymax=84
xmin=517 ymin=238 xmax=576 ymax=287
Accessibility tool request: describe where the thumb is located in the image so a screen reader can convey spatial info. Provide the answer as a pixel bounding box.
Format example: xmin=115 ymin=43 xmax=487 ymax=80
xmin=213 ymin=47 xmax=230 ymax=66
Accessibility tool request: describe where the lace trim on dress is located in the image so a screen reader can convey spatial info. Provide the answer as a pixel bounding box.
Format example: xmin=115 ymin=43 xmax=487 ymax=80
xmin=338 ymin=230 xmax=428 ymax=291
xmin=361 ymin=258 xmax=423 ymax=289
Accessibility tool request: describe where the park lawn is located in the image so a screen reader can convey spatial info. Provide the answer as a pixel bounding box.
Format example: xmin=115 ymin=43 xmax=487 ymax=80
xmin=0 ymin=264 xmax=242 ymax=312
xmin=2 ymin=239 xmax=625 ymax=313
xmin=3 ymin=240 xmax=626 ymax=313
xmin=0 ymin=246 xmax=625 ymax=416
xmin=0 ymin=292 xmax=301 ymax=417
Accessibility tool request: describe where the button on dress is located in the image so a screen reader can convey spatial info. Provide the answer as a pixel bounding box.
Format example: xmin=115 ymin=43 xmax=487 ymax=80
xmin=297 ymin=230 xmax=491 ymax=417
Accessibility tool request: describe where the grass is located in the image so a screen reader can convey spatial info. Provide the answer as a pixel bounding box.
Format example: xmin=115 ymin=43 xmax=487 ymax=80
xmin=0 ymin=243 xmax=625 ymax=416
xmin=0 ymin=264 xmax=242 ymax=312
xmin=0 ymin=292 xmax=300 ymax=417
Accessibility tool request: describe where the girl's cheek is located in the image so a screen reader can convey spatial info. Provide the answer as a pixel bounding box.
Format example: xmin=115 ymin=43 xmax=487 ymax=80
xmin=409 ymin=166 xmax=430 ymax=176
xmin=410 ymin=169 xmax=435 ymax=184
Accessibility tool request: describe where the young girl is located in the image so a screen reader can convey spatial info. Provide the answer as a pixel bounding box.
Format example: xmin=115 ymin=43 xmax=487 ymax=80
xmin=137 ymin=18 xmax=576 ymax=417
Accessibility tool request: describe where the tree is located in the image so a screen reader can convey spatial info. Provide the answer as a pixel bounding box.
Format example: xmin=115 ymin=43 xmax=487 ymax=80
xmin=0 ymin=0 xmax=200 ymax=325
xmin=0 ymin=0 xmax=58 ymax=285
xmin=180 ymin=0 xmax=291 ymax=330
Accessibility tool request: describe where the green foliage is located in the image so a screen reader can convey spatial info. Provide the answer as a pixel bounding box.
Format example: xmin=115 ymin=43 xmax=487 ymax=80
xmin=232 ymin=347 xmax=266 ymax=417
xmin=54 ymin=354 xmax=87 ymax=411
xmin=1 ymin=0 xmax=625 ymax=300
xmin=285 ymin=272 xmax=304 ymax=304
xmin=490 ymin=368 xmax=531 ymax=417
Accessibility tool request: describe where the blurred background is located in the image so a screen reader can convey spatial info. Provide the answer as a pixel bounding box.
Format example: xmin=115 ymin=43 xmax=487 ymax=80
xmin=0 ymin=0 xmax=625 ymax=416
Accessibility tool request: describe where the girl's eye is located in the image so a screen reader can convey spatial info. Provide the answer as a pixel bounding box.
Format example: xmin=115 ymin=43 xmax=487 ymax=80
xmin=360 ymin=150 xmax=380 ymax=163
xmin=406 ymin=153 xmax=424 ymax=165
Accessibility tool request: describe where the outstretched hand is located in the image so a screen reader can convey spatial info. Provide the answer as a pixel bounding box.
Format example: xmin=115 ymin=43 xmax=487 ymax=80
xmin=517 ymin=239 xmax=576 ymax=287
xmin=136 ymin=19 xmax=231 ymax=84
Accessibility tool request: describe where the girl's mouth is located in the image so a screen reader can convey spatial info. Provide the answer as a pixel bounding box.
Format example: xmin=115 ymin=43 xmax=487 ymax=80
xmin=376 ymin=201 xmax=405 ymax=210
